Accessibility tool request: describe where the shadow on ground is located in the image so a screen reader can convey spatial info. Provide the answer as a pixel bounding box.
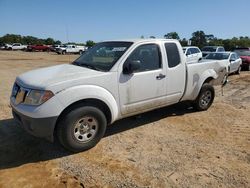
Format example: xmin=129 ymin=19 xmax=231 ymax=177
xmin=0 ymin=102 xmax=195 ymax=170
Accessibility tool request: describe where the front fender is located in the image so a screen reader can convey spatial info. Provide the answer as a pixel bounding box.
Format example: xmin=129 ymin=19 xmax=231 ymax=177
xmin=55 ymin=85 xmax=119 ymax=123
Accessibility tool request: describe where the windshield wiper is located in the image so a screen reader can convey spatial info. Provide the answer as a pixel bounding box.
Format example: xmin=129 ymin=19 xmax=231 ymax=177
xmin=73 ymin=62 xmax=103 ymax=71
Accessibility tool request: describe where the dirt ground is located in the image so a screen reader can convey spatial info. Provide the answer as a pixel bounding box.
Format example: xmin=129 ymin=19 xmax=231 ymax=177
xmin=0 ymin=51 xmax=249 ymax=188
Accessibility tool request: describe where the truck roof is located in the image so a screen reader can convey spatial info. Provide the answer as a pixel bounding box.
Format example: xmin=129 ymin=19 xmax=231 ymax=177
xmin=102 ymin=38 xmax=179 ymax=44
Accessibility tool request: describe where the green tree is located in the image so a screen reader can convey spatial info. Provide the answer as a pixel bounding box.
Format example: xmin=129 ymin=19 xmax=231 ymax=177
xmin=190 ymin=31 xmax=206 ymax=48
xmin=44 ymin=37 xmax=55 ymax=45
xmin=0 ymin=34 xmax=61 ymax=45
xmin=164 ymin=32 xmax=180 ymax=40
xmin=149 ymin=36 xmax=156 ymax=39
xmin=85 ymin=40 xmax=95 ymax=47
xmin=180 ymin=38 xmax=188 ymax=46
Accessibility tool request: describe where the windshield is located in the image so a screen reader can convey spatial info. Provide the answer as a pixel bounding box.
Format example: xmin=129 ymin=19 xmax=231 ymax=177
xmin=234 ymin=50 xmax=250 ymax=56
xmin=73 ymin=42 xmax=133 ymax=71
xmin=205 ymin=53 xmax=230 ymax=60
xmin=202 ymin=47 xmax=217 ymax=52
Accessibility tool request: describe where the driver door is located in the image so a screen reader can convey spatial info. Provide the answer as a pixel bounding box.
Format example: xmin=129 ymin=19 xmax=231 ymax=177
xmin=118 ymin=43 xmax=167 ymax=116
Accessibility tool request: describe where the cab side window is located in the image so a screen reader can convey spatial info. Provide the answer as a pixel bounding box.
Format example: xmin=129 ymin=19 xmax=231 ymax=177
xmin=190 ymin=48 xmax=197 ymax=54
xmin=165 ymin=43 xmax=181 ymax=68
xmin=230 ymin=54 xmax=236 ymax=61
xmin=217 ymin=47 xmax=225 ymax=52
xmin=186 ymin=49 xmax=192 ymax=55
xmin=125 ymin=44 xmax=161 ymax=72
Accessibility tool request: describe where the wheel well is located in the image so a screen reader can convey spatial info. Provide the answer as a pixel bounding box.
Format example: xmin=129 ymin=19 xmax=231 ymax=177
xmin=204 ymin=77 xmax=214 ymax=84
xmin=55 ymin=98 xmax=112 ymax=132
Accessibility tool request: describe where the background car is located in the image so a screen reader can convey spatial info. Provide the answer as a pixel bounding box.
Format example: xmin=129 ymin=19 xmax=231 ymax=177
xmin=183 ymin=46 xmax=202 ymax=63
xmin=49 ymin=44 xmax=64 ymax=52
xmin=234 ymin=48 xmax=250 ymax=71
xmin=201 ymin=46 xmax=225 ymax=57
xmin=0 ymin=43 xmax=6 ymax=50
xmin=27 ymin=44 xmax=50 ymax=52
xmin=204 ymin=52 xmax=242 ymax=74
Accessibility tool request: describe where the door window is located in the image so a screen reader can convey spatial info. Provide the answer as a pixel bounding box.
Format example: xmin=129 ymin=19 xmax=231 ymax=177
xmin=190 ymin=48 xmax=198 ymax=54
xmin=125 ymin=44 xmax=161 ymax=72
xmin=165 ymin=43 xmax=181 ymax=68
xmin=186 ymin=49 xmax=192 ymax=55
xmin=230 ymin=54 xmax=236 ymax=61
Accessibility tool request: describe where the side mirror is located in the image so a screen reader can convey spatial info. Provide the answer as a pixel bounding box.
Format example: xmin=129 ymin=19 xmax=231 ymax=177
xmin=123 ymin=60 xmax=141 ymax=74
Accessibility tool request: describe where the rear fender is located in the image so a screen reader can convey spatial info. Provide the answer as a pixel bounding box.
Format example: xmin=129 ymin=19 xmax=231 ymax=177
xmin=192 ymin=66 xmax=227 ymax=100
xmin=182 ymin=69 xmax=218 ymax=101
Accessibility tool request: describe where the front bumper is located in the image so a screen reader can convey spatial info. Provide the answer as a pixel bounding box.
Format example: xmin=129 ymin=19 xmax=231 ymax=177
xmin=12 ymin=108 xmax=58 ymax=142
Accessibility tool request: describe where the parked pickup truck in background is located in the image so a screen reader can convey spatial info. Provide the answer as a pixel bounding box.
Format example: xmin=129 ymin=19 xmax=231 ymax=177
xmin=56 ymin=44 xmax=87 ymax=55
xmin=201 ymin=46 xmax=225 ymax=57
xmin=10 ymin=39 xmax=228 ymax=152
xmin=6 ymin=43 xmax=27 ymax=50
xmin=27 ymin=44 xmax=50 ymax=52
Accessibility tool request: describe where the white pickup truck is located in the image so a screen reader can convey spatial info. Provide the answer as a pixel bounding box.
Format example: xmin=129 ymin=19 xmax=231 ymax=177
xmin=10 ymin=39 xmax=228 ymax=152
xmin=56 ymin=44 xmax=87 ymax=55
xmin=6 ymin=43 xmax=27 ymax=50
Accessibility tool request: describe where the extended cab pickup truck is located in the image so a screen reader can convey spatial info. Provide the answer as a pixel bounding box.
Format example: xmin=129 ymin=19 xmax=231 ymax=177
xmin=56 ymin=44 xmax=87 ymax=55
xmin=10 ymin=39 xmax=228 ymax=152
xmin=27 ymin=44 xmax=50 ymax=52
xmin=6 ymin=43 xmax=27 ymax=50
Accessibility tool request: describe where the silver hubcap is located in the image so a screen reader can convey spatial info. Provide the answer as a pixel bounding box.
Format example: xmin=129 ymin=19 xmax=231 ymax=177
xmin=200 ymin=91 xmax=212 ymax=107
xmin=73 ymin=116 xmax=98 ymax=142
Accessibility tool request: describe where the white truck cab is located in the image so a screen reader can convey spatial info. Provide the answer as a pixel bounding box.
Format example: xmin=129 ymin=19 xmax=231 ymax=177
xmin=7 ymin=43 xmax=27 ymax=50
xmin=56 ymin=44 xmax=87 ymax=55
xmin=10 ymin=39 xmax=228 ymax=152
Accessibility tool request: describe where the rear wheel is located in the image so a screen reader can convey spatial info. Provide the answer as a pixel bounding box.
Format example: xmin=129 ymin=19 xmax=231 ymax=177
xmin=236 ymin=66 xmax=241 ymax=74
xmin=57 ymin=106 xmax=107 ymax=152
xmin=62 ymin=50 xmax=66 ymax=55
xmin=79 ymin=50 xmax=83 ymax=55
xmin=193 ymin=83 xmax=215 ymax=111
xmin=248 ymin=64 xmax=250 ymax=71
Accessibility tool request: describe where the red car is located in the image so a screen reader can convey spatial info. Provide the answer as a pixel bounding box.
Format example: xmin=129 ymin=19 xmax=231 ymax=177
xmin=27 ymin=44 xmax=50 ymax=52
xmin=234 ymin=48 xmax=250 ymax=71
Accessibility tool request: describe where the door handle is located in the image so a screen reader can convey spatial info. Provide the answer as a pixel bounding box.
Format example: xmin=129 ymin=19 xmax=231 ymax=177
xmin=156 ymin=73 xmax=166 ymax=80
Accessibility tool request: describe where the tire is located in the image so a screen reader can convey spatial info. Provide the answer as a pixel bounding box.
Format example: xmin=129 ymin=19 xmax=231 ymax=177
xmin=79 ymin=50 xmax=83 ymax=55
xmin=236 ymin=66 xmax=241 ymax=74
xmin=57 ymin=106 xmax=107 ymax=152
xmin=248 ymin=64 xmax=250 ymax=71
xmin=193 ymin=83 xmax=215 ymax=111
xmin=62 ymin=50 xmax=66 ymax=55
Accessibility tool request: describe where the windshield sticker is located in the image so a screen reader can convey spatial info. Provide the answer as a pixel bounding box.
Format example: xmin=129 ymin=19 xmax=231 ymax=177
xmin=112 ymin=47 xmax=127 ymax=52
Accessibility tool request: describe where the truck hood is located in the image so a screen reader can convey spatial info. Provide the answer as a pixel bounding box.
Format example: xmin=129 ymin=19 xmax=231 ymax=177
xmin=16 ymin=64 xmax=106 ymax=90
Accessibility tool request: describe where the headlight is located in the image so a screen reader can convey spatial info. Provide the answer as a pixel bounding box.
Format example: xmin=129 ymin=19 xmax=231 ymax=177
xmin=23 ymin=90 xmax=54 ymax=106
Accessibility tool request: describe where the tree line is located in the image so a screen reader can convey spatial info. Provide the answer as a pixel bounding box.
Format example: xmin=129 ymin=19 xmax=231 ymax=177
xmin=1 ymin=32 xmax=250 ymax=50
xmin=0 ymin=34 xmax=96 ymax=47
xmin=160 ymin=31 xmax=250 ymax=51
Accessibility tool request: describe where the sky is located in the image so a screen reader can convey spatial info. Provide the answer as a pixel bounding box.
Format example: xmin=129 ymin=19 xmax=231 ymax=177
xmin=0 ymin=0 xmax=250 ymax=43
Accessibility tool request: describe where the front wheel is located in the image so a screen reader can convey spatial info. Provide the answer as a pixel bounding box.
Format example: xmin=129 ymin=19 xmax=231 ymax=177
xmin=57 ymin=106 xmax=107 ymax=152
xmin=193 ymin=83 xmax=215 ymax=111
